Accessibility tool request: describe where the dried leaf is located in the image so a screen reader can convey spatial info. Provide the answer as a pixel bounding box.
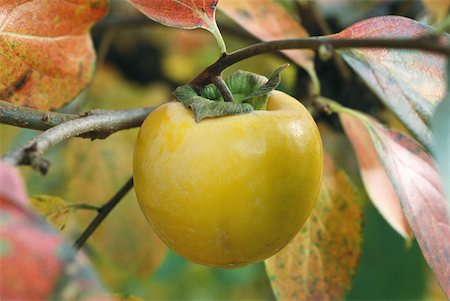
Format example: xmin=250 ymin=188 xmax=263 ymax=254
xmin=340 ymin=114 xmax=412 ymax=239
xmin=0 ymin=0 xmax=107 ymax=110
xmin=339 ymin=111 xmax=450 ymax=297
xmin=128 ymin=0 xmax=225 ymax=51
xmin=219 ymin=0 xmax=315 ymax=74
xmin=0 ymin=162 xmax=108 ymax=300
xmin=265 ymin=155 xmax=362 ymax=301
xmin=331 ymin=16 xmax=448 ymax=149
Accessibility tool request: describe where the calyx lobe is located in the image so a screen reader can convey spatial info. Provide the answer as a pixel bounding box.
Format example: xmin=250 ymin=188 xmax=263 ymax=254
xmin=174 ymin=64 xmax=289 ymax=122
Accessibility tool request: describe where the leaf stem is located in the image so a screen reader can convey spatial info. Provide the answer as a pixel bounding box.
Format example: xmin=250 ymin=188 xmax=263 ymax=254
xmin=211 ymin=75 xmax=234 ymax=102
xmin=74 ymin=177 xmax=134 ymax=250
xmin=67 ymin=203 xmax=101 ymax=212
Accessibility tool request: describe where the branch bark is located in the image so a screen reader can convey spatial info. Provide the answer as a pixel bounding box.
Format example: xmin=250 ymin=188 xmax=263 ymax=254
xmin=2 ymin=105 xmax=155 ymax=174
xmin=190 ymin=35 xmax=450 ymax=86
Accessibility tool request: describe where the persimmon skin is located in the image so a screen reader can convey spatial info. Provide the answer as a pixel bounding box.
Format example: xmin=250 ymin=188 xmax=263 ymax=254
xmin=133 ymin=91 xmax=323 ymax=268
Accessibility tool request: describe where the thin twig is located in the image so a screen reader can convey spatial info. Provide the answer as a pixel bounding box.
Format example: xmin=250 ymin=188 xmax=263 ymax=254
xmin=74 ymin=177 xmax=134 ymax=250
xmin=2 ymin=106 xmax=155 ymax=174
xmin=190 ymin=35 xmax=450 ymax=86
xmin=211 ymin=75 xmax=234 ymax=102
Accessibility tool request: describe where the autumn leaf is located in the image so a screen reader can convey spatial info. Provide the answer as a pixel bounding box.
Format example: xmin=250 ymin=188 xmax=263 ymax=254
xmin=30 ymin=195 xmax=72 ymax=230
xmin=0 ymin=161 xmax=109 ymax=300
xmin=218 ymin=0 xmax=316 ymax=81
xmin=331 ymin=16 xmax=448 ymax=150
xmin=128 ymin=0 xmax=226 ymax=52
xmin=340 ymin=114 xmax=412 ymax=239
xmin=0 ymin=0 xmax=107 ymax=110
xmin=30 ymin=195 xmax=98 ymax=231
xmin=0 ymin=160 xmax=27 ymax=207
xmin=338 ymin=110 xmax=450 ymax=297
xmin=265 ymin=155 xmax=362 ymax=301
xmin=431 ymin=62 xmax=450 ymax=203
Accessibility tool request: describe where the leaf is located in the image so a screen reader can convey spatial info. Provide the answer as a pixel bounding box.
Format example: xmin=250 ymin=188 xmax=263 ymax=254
xmin=339 ymin=111 xmax=450 ymax=297
xmin=0 ymin=161 xmax=108 ymax=300
xmin=128 ymin=0 xmax=226 ymax=52
xmin=265 ymin=155 xmax=362 ymax=301
xmin=331 ymin=16 xmax=448 ymax=150
xmin=0 ymin=0 xmax=108 ymax=110
xmin=432 ymin=62 xmax=450 ymax=203
xmin=30 ymin=195 xmax=79 ymax=230
xmin=0 ymin=161 xmax=27 ymax=207
xmin=219 ymin=0 xmax=315 ymax=76
xmin=340 ymin=114 xmax=412 ymax=239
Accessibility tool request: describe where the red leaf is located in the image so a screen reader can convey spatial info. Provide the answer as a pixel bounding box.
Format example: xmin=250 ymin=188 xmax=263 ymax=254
xmin=331 ymin=16 xmax=447 ymax=149
xmin=265 ymin=154 xmax=362 ymax=301
xmin=219 ymin=0 xmax=314 ymax=74
xmin=129 ymin=0 xmax=217 ymax=29
xmin=340 ymin=112 xmax=450 ymax=297
xmin=0 ymin=162 xmax=109 ymax=300
xmin=340 ymin=114 xmax=412 ymax=239
xmin=0 ymin=161 xmax=27 ymax=206
xmin=0 ymin=0 xmax=108 ymax=110
xmin=128 ymin=0 xmax=225 ymax=51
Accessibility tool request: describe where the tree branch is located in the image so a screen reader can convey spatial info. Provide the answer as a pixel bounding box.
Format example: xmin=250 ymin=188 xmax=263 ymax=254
xmin=2 ymin=105 xmax=155 ymax=174
xmin=0 ymin=101 xmax=155 ymax=136
xmin=74 ymin=176 xmax=134 ymax=250
xmin=0 ymin=100 xmax=78 ymax=130
xmin=190 ymin=35 xmax=450 ymax=86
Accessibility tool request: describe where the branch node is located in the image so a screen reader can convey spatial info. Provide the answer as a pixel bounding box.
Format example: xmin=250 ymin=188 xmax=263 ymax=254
xmin=318 ymin=44 xmax=334 ymax=61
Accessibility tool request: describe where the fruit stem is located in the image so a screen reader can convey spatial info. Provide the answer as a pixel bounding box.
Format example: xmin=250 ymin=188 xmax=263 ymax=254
xmin=211 ymin=75 xmax=234 ymax=102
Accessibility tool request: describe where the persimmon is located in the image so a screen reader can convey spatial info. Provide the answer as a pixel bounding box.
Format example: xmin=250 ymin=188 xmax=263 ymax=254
xmin=133 ymin=87 xmax=323 ymax=268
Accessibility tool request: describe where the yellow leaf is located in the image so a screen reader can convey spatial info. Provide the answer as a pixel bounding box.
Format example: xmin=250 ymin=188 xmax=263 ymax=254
xmin=30 ymin=195 xmax=72 ymax=230
xmin=265 ymin=155 xmax=362 ymax=300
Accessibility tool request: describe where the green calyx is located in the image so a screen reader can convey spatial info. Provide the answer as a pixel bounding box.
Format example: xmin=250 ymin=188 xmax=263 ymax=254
xmin=173 ymin=64 xmax=289 ymax=122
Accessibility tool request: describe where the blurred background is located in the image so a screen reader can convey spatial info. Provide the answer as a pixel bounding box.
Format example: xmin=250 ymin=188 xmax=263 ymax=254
xmin=0 ymin=0 xmax=447 ymax=299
